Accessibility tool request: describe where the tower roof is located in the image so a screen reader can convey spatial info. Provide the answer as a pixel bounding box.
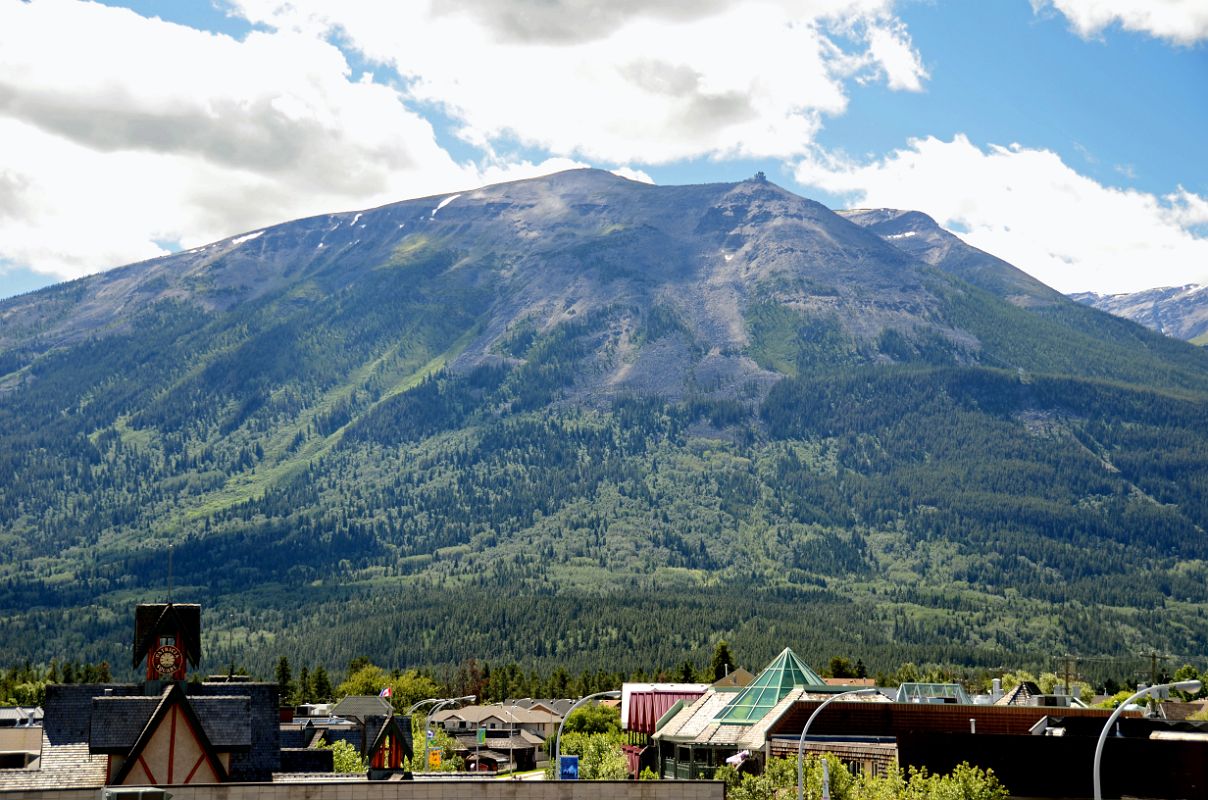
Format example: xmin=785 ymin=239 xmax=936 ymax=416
xmin=714 ymin=648 xmax=824 ymax=724
xmin=133 ymin=603 xmax=201 ymax=668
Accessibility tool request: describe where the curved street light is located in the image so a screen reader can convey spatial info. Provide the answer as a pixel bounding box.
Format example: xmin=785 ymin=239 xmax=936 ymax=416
xmin=422 ymin=695 xmax=475 ymax=772
xmin=797 ymin=688 xmax=879 ymax=800
xmin=1093 ymin=679 xmax=1201 ymax=800
xmin=553 ymin=690 xmax=622 ymax=780
xmin=407 ymin=697 xmax=445 ymax=715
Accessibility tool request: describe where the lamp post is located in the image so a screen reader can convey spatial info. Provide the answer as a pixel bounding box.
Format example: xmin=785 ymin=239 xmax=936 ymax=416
xmin=797 ymin=688 xmax=879 ymax=800
xmin=407 ymin=697 xmax=444 ymax=715
xmin=1093 ymin=679 xmax=1201 ymax=800
xmin=554 ymin=690 xmax=621 ymax=779
xmin=423 ymin=695 xmax=475 ymax=773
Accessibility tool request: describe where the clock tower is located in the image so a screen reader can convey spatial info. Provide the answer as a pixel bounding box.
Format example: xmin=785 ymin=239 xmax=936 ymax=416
xmin=134 ymin=603 xmax=201 ymax=683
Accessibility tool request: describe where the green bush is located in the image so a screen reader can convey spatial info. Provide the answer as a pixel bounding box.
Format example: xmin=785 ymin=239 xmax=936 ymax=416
xmin=719 ymin=756 xmax=1007 ymax=800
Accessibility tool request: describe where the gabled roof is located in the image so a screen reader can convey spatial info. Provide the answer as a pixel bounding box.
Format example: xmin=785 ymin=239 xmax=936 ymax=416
xmin=507 ymin=698 xmax=574 ymax=716
xmin=714 ymin=648 xmax=825 ymax=724
xmin=712 ymin=668 xmax=755 ymax=689
xmin=434 ymin=704 xmax=561 ymax=725
xmin=331 ymin=695 xmax=392 ymax=721
xmin=133 ymin=603 xmax=202 ymax=668
xmin=367 ymin=714 xmax=413 ymax=762
xmin=92 ymin=694 xmax=251 ymax=754
xmin=110 ymin=683 xmax=229 ymax=785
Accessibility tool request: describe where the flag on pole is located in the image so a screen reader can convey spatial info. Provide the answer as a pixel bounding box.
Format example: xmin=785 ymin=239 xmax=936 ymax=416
xmin=476 ymin=727 xmax=486 ymax=744
xmin=379 ymin=686 xmax=392 ymax=698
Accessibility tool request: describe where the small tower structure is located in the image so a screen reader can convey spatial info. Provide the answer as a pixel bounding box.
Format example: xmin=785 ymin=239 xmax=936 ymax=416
xmin=133 ymin=603 xmax=201 ymax=682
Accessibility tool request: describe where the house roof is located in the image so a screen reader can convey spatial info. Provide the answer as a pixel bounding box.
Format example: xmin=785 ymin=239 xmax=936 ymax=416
xmin=0 ymin=706 xmax=42 ymax=725
xmin=656 ymin=687 xmax=811 ymax=750
xmin=714 ymin=649 xmax=825 ymax=724
xmin=433 ymin=704 xmax=560 ymax=725
xmin=452 ymin=733 xmax=538 ymax=751
xmin=621 ymin=684 xmax=709 ymax=734
xmin=331 ymin=695 xmax=392 ymax=720
xmin=110 ymin=683 xmax=229 ymax=785
xmin=506 ymin=698 xmax=574 ymax=716
xmin=367 ymin=715 xmax=413 ymax=762
xmin=712 ymin=668 xmax=755 ymax=689
xmin=0 ymin=684 xmax=135 ymax=789
xmin=133 ymin=603 xmax=202 ymax=668
xmin=193 ymin=681 xmax=281 ymax=782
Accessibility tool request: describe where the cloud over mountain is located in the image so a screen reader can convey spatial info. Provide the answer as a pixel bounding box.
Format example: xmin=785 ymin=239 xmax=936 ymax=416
xmin=795 ymin=134 xmax=1208 ymax=294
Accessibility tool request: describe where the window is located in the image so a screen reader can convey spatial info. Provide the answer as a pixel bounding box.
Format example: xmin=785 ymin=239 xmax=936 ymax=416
xmin=159 ymin=635 xmax=176 ymax=646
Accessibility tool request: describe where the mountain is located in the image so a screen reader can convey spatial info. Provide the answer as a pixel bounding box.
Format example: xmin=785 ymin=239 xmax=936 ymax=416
xmin=1070 ymin=285 xmax=1208 ymax=344
xmin=3 ymin=169 xmax=1208 ymax=681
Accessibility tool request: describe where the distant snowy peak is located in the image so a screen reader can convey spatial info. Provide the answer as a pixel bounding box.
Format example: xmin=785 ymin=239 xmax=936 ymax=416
xmin=1071 ymin=284 xmax=1208 ymax=343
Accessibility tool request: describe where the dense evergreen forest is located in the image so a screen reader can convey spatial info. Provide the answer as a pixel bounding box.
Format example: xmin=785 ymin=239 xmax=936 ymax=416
xmin=2 ymin=314 xmax=1206 ymax=680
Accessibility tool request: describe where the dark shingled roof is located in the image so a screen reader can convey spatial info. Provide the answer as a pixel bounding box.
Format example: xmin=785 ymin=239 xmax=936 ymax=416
xmin=110 ymin=684 xmax=229 ymax=785
xmin=279 ymin=747 xmax=334 ymax=774
xmin=45 ymin=684 xmax=141 ymax=744
xmin=279 ymin=721 xmax=320 ymax=749
xmin=90 ymin=693 xmax=250 ymax=754
xmin=192 ymin=682 xmax=280 ymax=781
xmin=0 ymin=685 xmax=136 ymax=790
xmin=0 ymin=681 xmax=283 ymax=789
xmin=90 ymin=696 xmax=161 ymax=752
xmin=192 ymin=696 xmax=252 ymax=749
xmin=332 ymin=695 xmax=392 ymax=720
xmin=133 ymin=603 xmax=202 ymax=668
xmin=367 ymin=715 xmax=413 ymax=764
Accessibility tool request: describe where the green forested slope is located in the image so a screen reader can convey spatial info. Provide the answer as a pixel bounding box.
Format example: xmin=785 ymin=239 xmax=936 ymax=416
xmin=1 ymin=170 xmax=1207 ymax=680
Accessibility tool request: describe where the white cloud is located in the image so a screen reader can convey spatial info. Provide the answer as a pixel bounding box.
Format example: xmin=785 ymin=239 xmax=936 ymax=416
xmin=795 ymin=135 xmax=1208 ymax=293
xmin=225 ymin=1 xmax=927 ymax=164
xmin=611 ymin=167 xmax=657 ymax=184
xmin=1165 ymin=187 xmax=1208 ymax=227
xmin=0 ymin=1 xmax=584 ymax=283
xmin=1033 ymin=0 xmax=1208 ymax=44
xmin=1 ymin=0 xmax=928 ymax=287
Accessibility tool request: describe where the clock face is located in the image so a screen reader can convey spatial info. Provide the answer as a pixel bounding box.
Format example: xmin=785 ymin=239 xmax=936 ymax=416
xmin=153 ymin=644 xmax=183 ymax=675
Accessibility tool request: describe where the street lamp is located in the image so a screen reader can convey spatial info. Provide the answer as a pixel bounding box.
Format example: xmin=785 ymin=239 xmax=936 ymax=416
xmin=553 ymin=690 xmax=621 ymax=779
xmin=407 ymin=697 xmax=444 ymax=715
xmin=1093 ymin=679 xmax=1201 ymax=800
xmin=797 ymin=688 xmax=879 ymax=800
xmin=423 ymin=695 xmax=475 ymax=773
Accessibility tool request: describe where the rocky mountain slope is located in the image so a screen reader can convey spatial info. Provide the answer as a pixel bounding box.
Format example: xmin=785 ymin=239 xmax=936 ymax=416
xmin=1071 ymin=285 xmax=1208 ymax=344
xmin=2 ymin=170 xmax=1207 ymax=678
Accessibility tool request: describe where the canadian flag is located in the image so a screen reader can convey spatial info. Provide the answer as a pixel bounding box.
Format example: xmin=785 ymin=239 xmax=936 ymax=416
xmin=379 ymin=687 xmax=392 ymax=698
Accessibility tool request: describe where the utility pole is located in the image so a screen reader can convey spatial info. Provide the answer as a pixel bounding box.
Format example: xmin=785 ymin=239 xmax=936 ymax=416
xmin=1139 ymin=651 xmax=1169 ymax=687
xmin=1061 ymin=656 xmax=1078 ymax=697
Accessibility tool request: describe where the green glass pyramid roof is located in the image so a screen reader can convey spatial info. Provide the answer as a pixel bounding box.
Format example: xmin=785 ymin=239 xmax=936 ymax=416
xmin=714 ymin=647 xmax=825 ymax=724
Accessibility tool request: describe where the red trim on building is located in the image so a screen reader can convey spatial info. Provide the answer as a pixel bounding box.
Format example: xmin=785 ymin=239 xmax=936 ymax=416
xmin=137 ymin=754 xmax=159 ymax=785
xmin=166 ymin=706 xmax=177 ymax=783
xmin=184 ymin=752 xmax=208 ymax=783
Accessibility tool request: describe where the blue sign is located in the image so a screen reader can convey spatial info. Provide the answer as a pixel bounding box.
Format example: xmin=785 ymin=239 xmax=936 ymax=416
xmin=559 ymin=755 xmax=580 ymax=780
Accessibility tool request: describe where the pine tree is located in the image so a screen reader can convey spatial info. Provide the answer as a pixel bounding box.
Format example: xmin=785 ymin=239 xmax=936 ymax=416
xmin=313 ymin=665 xmax=333 ymax=702
xmin=275 ymin=656 xmax=294 ymax=705
xmin=709 ymin=641 xmax=735 ymax=681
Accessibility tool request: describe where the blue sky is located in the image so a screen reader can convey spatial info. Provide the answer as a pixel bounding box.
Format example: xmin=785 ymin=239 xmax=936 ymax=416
xmin=1 ymin=0 xmax=1205 ymax=298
